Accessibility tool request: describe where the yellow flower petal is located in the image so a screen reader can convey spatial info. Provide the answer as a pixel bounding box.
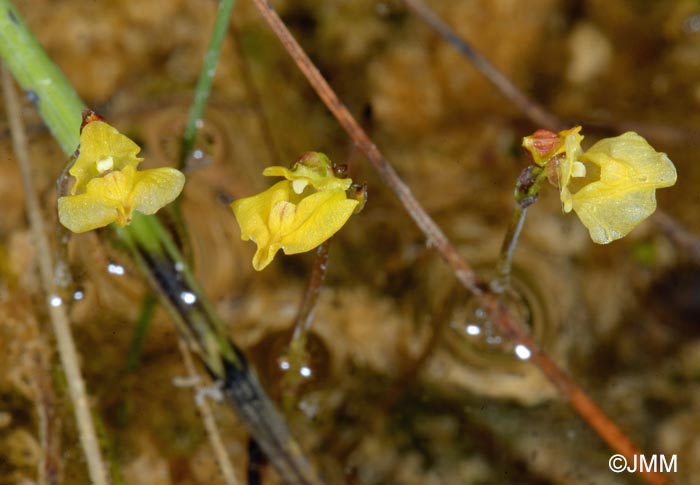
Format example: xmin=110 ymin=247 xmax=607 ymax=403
xmin=69 ymin=121 xmax=143 ymax=194
xmin=231 ymin=177 xmax=359 ymax=271
xmin=557 ymin=127 xmax=584 ymax=213
xmin=231 ymin=181 xmax=292 ymax=270
xmin=57 ymin=193 xmax=120 ymax=233
xmin=262 ymin=152 xmax=352 ymax=192
xmin=278 ymin=189 xmax=358 ymax=255
xmin=132 ymin=167 xmax=186 ymax=215
xmin=571 ymin=132 xmax=677 ymax=243
xmin=58 ymin=165 xmax=186 ymax=233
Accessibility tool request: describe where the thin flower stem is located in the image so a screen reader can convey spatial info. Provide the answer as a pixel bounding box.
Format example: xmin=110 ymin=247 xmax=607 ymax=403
xmin=180 ymin=0 xmax=237 ymax=169
xmin=493 ymin=166 xmax=548 ymax=293
xmin=281 ymin=240 xmax=331 ymax=410
xmin=402 ymin=0 xmax=565 ymax=131
xmin=492 ymin=205 xmax=527 ymax=293
xmin=248 ymin=3 xmax=670 ymax=484
xmin=2 ymin=65 xmax=110 ymax=485
xmin=292 ymin=240 xmax=331 ymax=342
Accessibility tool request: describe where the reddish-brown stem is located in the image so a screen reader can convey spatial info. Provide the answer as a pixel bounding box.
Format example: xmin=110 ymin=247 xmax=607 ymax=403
xmin=249 ymin=1 xmax=670 ymax=484
xmin=292 ymin=240 xmax=331 ymax=342
xmin=483 ymin=295 xmax=664 ymax=484
xmin=281 ymin=240 xmax=332 ymax=410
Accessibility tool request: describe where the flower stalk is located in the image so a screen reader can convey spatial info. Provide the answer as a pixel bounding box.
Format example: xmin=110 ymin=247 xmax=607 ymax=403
xmin=492 ymin=165 xmax=547 ymax=294
xmin=281 ymin=239 xmax=331 ymax=410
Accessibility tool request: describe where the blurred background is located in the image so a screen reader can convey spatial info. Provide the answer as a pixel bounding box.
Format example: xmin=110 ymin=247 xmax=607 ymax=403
xmin=1 ymin=0 xmax=699 ymax=483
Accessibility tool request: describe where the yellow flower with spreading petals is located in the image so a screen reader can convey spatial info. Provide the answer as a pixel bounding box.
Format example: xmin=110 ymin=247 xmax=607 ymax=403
xmin=58 ymin=119 xmax=185 ymax=233
xmin=231 ymin=152 xmax=360 ymax=271
xmin=566 ymin=132 xmax=677 ymax=244
xmin=523 ymin=127 xmax=677 ymax=243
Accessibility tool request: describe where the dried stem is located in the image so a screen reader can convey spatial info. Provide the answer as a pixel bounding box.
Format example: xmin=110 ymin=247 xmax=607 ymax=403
xmin=2 ymin=65 xmax=110 ymax=485
xmin=178 ymin=340 xmax=240 ymax=485
xmin=247 ymin=2 xmax=670 ymax=484
xmin=34 ymin=352 xmax=61 ymax=485
xmin=402 ymin=0 xmax=565 ymax=131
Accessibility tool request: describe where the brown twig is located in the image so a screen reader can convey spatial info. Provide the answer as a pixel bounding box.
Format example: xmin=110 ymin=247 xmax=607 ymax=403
xmin=2 ymin=64 xmax=110 ymax=485
xmin=247 ymin=2 xmax=670 ymax=484
xmin=402 ymin=0 xmax=565 ymax=131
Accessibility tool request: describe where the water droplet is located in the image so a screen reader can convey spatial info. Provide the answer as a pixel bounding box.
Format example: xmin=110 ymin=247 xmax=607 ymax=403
xmin=300 ymin=366 xmax=312 ymax=378
xmin=180 ymin=291 xmax=197 ymax=305
xmin=279 ymin=359 xmax=290 ymax=370
xmin=73 ymin=290 xmax=84 ymax=301
xmin=107 ymin=263 xmax=125 ymax=276
xmin=465 ymin=324 xmax=481 ymax=336
xmin=192 ymin=149 xmax=204 ymax=160
xmin=49 ymin=296 xmax=62 ymax=307
xmin=174 ymin=262 xmax=185 ymax=272
xmin=514 ymin=344 xmax=531 ymax=360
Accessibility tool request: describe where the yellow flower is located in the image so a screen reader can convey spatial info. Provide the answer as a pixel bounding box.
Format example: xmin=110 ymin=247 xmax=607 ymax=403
xmin=568 ymin=132 xmax=677 ymax=244
xmin=556 ymin=126 xmax=587 ymax=213
xmin=231 ymin=152 xmax=360 ymax=271
xmin=68 ymin=121 xmax=143 ymax=194
xmin=58 ymin=118 xmax=185 ymax=233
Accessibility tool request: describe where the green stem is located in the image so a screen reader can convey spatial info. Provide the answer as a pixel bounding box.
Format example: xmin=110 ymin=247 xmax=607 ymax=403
xmin=0 ymin=0 xmax=83 ymax=153
xmin=491 ymin=165 xmax=548 ymax=293
xmin=492 ymin=205 xmax=527 ymax=293
xmin=172 ymin=0 xmax=236 ymax=266
xmin=179 ymin=0 xmax=236 ymax=169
